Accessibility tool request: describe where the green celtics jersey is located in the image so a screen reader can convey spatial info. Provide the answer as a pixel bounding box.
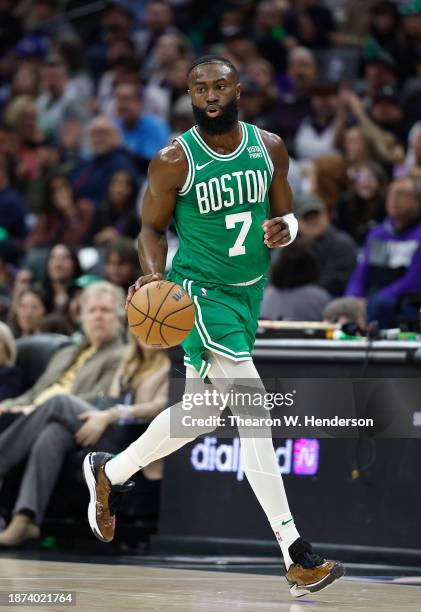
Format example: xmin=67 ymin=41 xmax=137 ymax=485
xmin=170 ymin=121 xmax=274 ymax=285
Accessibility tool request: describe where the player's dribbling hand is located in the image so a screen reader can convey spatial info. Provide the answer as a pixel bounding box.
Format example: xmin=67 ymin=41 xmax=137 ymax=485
xmin=125 ymin=273 xmax=164 ymax=309
xmin=262 ymin=218 xmax=291 ymax=248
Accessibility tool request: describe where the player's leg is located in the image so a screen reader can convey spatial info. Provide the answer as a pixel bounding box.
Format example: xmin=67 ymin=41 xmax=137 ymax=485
xmin=207 ymin=351 xmax=345 ymax=597
xmin=83 ymin=366 xmax=222 ymax=542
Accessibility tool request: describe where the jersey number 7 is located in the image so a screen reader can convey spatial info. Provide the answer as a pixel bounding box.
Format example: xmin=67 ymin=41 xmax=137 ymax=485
xmin=225 ymin=211 xmax=252 ymax=257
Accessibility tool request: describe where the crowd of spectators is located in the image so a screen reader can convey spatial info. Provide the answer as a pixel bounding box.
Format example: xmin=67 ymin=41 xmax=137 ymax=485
xmin=0 ymin=0 xmax=420 ymax=339
xmin=1 ymin=0 xmax=421 ymax=545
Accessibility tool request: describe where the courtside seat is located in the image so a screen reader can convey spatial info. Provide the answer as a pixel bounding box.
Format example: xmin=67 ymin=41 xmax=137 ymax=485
xmin=16 ymin=333 xmax=72 ymax=391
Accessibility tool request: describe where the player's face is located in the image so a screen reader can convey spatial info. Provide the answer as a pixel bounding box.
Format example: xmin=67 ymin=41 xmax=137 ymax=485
xmin=188 ymin=63 xmax=240 ymax=135
xmin=82 ymin=291 xmax=121 ymax=348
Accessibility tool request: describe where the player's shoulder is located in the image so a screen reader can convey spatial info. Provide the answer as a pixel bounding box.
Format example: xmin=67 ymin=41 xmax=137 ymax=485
xmin=254 ymin=126 xmax=289 ymax=171
xmin=148 ymin=140 xmax=188 ymax=186
xmin=256 ymin=127 xmax=287 ymax=156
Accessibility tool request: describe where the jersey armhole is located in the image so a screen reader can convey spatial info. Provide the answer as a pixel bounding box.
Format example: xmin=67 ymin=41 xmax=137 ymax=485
xmin=252 ymin=125 xmax=274 ymax=177
xmin=174 ymin=135 xmax=195 ymax=195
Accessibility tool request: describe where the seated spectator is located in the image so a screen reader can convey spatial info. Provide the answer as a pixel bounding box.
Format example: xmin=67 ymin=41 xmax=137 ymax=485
xmin=294 ymin=82 xmax=340 ymax=160
xmin=0 ymin=253 xmax=15 ymax=319
xmin=366 ymin=2 xmax=401 ymax=68
xmin=24 ymin=0 xmax=77 ymax=42
xmin=260 ymin=238 xmax=331 ymax=321
xmin=96 ymin=45 xmax=140 ymax=118
xmin=7 ymin=62 xmax=40 ymax=105
xmin=342 ymin=125 xmax=376 ymax=169
xmin=370 ymin=86 xmax=406 ymax=144
xmin=242 ymin=58 xmax=284 ymax=135
xmin=334 ymin=161 xmax=388 ymax=244
xmin=93 ymin=170 xmax=140 ymax=245
xmin=0 ymin=153 xmax=27 ymax=241
xmin=36 ymin=56 xmax=89 ymax=142
xmin=0 ymin=281 xmax=130 ymax=546
xmin=56 ymin=37 xmax=94 ymax=106
xmin=346 ymin=176 xmax=421 ymax=328
xmin=8 ymin=286 xmax=48 ymax=338
xmin=283 ymin=0 xmax=336 ymax=50
xmin=296 ymin=193 xmax=358 ymax=296
xmin=0 ymin=322 xmax=23 ymax=401
xmin=25 ymin=173 xmax=94 ymax=249
xmin=406 ymin=121 xmax=421 ymax=177
xmin=277 ymin=47 xmax=318 ymax=153
xmin=6 ymin=269 xmax=34 ymax=320
xmin=66 ymin=275 xmax=102 ymax=335
xmin=105 ymin=239 xmax=141 ymax=292
xmin=146 ymin=33 xmax=191 ymax=86
xmin=69 ymin=116 xmax=139 ymax=206
xmin=335 ymin=89 xmax=396 ymax=168
xmin=56 ymin=114 xmax=86 ymax=176
xmin=302 ymin=154 xmax=348 ymax=213
xmin=143 ymin=55 xmax=191 ymax=122
xmin=251 ymin=1 xmax=288 ymax=73
xmin=360 ymin=52 xmax=398 ymax=104
xmin=396 ymin=3 xmax=421 ymax=79
xmin=6 ymin=97 xmax=46 ymax=214
xmin=134 ymin=0 xmax=179 ymax=70
xmin=41 ymin=244 xmax=82 ymax=315
xmin=0 ymin=280 xmax=125 ymax=419
xmin=114 ymin=83 xmax=171 ymax=167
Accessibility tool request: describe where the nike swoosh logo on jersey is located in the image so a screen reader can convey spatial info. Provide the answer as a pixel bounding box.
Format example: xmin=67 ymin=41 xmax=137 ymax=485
xmin=196 ymin=160 xmax=214 ymax=170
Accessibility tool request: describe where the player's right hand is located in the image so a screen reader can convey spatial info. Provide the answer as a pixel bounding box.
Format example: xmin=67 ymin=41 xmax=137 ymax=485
xmin=125 ymin=273 xmax=163 ymax=309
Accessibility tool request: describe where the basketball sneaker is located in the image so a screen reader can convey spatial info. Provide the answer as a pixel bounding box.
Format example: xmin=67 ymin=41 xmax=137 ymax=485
xmin=83 ymin=452 xmax=135 ymax=543
xmin=285 ymin=538 xmax=345 ymax=597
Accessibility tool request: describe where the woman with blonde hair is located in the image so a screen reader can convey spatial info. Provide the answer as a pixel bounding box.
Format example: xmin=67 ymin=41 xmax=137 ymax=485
xmin=0 ymin=322 xmax=23 ymax=401
xmin=0 ymin=334 xmax=170 ymax=547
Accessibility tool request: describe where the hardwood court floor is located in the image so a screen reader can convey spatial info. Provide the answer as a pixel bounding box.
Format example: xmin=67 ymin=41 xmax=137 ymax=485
xmin=1 ymin=558 xmax=420 ymax=612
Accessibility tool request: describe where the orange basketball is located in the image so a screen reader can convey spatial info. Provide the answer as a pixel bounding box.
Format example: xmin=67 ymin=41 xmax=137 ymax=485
xmin=127 ymin=280 xmax=195 ymax=348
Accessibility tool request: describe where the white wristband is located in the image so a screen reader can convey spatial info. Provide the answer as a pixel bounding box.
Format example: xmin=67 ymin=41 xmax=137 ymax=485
xmin=279 ymin=213 xmax=298 ymax=247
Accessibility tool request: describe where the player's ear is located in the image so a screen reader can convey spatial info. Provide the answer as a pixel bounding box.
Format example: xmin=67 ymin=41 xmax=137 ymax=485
xmin=236 ymin=83 xmax=241 ymax=99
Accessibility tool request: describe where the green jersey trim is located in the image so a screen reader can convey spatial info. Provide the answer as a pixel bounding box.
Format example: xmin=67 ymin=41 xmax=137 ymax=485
xmin=181 ymin=278 xmax=252 ymax=361
xmin=252 ymin=125 xmax=274 ymax=176
xmin=175 ymin=135 xmax=195 ymax=195
xmin=194 ymin=295 xmax=252 ymax=360
xmin=184 ymin=357 xmax=211 ymax=379
xmin=191 ymin=121 xmax=248 ymax=161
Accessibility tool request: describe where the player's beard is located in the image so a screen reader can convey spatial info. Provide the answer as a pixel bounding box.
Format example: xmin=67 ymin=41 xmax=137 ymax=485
xmin=192 ymin=97 xmax=239 ymax=135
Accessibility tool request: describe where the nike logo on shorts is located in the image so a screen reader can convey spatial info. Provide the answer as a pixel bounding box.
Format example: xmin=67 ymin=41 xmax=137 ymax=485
xmin=196 ymin=160 xmax=213 ymax=170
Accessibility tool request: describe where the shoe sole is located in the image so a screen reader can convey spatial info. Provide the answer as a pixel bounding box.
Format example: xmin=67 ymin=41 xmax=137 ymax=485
xmin=82 ymin=453 xmax=110 ymax=543
xmin=289 ymin=563 xmax=346 ymax=598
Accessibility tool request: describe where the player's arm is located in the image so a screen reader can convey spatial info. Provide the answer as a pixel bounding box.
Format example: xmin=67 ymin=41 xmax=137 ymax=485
xmin=126 ymin=142 xmax=187 ymax=307
xmin=260 ymin=130 xmax=298 ymax=249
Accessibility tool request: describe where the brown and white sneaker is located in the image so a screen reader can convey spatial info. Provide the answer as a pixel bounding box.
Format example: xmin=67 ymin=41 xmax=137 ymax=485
xmin=82 ymin=452 xmax=134 ymax=543
xmin=285 ymin=538 xmax=345 ymax=597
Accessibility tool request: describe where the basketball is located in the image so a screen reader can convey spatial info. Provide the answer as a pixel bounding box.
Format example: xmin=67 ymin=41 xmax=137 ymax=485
xmin=127 ymin=280 xmax=195 ymax=348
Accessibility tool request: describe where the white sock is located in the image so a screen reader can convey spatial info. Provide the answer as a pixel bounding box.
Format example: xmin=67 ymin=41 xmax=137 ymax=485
xmin=104 ymin=402 xmax=197 ymax=485
xmin=208 ymin=354 xmax=301 ymax=571
xmin=270 ymin=513 xmax=300 ymax=570
xmin=104 ymin=351 xmax=300 ymax=572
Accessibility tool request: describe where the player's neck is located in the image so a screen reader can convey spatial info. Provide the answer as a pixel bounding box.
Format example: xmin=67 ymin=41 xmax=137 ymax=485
xmin=197 ymin=122 xmax=242 ymax=155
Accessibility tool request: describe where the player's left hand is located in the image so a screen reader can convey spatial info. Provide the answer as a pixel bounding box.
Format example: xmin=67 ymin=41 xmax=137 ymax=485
xmin=262 ymin=218 xmax=291 ymax=248
xmin=75 ymin=411 xmax=110 ymax=447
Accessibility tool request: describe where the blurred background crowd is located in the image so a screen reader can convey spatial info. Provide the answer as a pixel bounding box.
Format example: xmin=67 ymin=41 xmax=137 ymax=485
xmin=0 ymin=0 xmax=421 ymax=548
xmin=1 ymin=0 xmax=421 ymax=345
xmin=0 ymin=0 xmax=420 ymax=347
xmin=0 ymin=0 xmax=421 ymax=350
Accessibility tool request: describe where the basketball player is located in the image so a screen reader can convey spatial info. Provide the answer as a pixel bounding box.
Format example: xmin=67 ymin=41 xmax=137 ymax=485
xmin=83 ymin=56 xmax=345 ymax=597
